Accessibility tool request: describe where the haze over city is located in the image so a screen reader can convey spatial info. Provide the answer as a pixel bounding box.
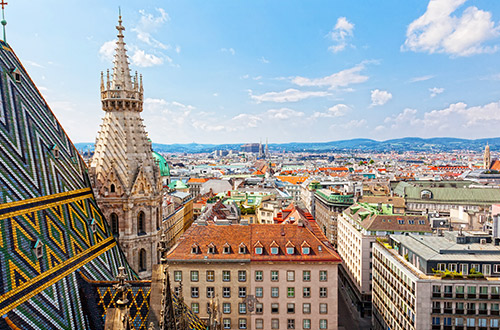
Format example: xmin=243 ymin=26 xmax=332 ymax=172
xmin=7 ymin=0 xmax=500 ymax=144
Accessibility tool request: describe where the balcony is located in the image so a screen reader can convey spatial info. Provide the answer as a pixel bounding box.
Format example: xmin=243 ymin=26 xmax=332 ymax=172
xmin=455 ymin=309 xmax=464 ymax=315
xmin=432 ymin=308 xmax=441 ymax=314
xmin=443 ymin=308 xmax=453 ymax=314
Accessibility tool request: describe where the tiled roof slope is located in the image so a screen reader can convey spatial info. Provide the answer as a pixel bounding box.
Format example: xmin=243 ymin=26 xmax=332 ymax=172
xmin=0 ymin=41 xmax=134 ymax=329
xmin=167 ymin=222 xmax=341 ymax=263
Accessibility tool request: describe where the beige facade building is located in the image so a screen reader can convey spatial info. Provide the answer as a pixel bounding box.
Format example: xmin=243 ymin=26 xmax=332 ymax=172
xmin=90 ymin=15 xmax=163 ymax=278
xmin=167 ymin=221 xmax=341 ymax=329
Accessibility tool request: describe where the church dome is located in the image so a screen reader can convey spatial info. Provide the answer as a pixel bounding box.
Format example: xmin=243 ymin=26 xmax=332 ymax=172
xmin=152 ymin=151 xmax=170 ymax=177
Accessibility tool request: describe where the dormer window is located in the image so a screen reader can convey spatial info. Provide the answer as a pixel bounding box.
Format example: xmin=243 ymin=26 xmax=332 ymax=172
xmin=51 ymin=145 xmax=60 ymax=159
xmin=208 ymin=243 xmax=216 ymax=254
xmin=270 ymin=241 xmax=279 ymax=255
xmin=90 ymin=218 xmax=97 ymax=233
xmin=11 ymin=67 xmax=21 ymax=83
xmin=239 ymin=243 xmax=247 ymax=254
xmin=255 ymin=247 xmax=263 ymax=255
xmin=32 ymin=239 xmax=43 ymax=259
xmin=285 ymin=241 xmax=295 ymax=255
xmin=223 ymin=243 xmax=231 ymax=254
xmin=191 ymin=244 xmax=200 ymax=254
xmin=302 ymin=247 xmax=310 ymax=254
xmin=254 ymin=241 xmax=263 ymax=255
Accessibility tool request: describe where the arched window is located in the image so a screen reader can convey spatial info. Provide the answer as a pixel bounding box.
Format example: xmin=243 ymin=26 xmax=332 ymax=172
xmin=110 ymin=213 xmax=119 ymax=237
xmin=138 ymin=211 xmax=146 ymax=235
xmin=110 ymin=184 xmax=116 ymax=193
xmin=156 ymin=209 xmax=160 ymax=230
xmin=139 ymin=249 xmax=147 ymax=272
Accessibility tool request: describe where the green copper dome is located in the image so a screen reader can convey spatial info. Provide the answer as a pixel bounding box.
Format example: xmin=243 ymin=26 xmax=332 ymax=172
xmin=152 ymin=151 xmax=170 ymax=177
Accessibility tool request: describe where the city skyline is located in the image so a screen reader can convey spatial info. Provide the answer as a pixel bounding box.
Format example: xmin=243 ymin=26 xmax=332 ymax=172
xmin=7 ymin=0 xmax=500 ymax=144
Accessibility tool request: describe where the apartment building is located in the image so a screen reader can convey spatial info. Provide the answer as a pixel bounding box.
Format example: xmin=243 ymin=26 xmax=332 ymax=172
xmin=166 ymin=221 xmax=341 ymax=329
xmin=337 ymin=203 xmax=430 ymax=316
xmin=372 ymin=232 xmax=500 ymax=330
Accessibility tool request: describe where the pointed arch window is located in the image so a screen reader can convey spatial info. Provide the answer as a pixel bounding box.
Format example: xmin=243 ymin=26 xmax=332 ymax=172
xmin=137 ymin=211 xmax=146 ymax=235
xmin=110 ymin=184 xmax=116 ymax=193
xmin=110 ymin=213 xmax=119 ymax=237
xmin=139 ymin=249 xmax=147 ymax=272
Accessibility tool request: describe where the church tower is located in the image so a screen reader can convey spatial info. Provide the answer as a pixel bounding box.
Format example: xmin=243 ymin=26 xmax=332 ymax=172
xmin=484 ymin=143 xmax=491 ymax=170
xmin=90 ymin=13 xmax=162 ymax=278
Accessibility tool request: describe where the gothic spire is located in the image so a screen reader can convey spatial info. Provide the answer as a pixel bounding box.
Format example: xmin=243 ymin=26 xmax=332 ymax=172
xmin=112 ymin=11 xmax=132 ymax=91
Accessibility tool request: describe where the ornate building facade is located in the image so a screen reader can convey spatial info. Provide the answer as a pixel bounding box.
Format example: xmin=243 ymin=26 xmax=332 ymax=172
xmin=90 ymin=14 xmax=162 ymax=278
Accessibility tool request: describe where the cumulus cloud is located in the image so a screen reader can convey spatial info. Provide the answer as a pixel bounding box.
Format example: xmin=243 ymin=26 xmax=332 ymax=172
xmin=292 ymin=63 xmax=369 ymax=90
xmin=132 ymin=8 xmax=170 ymax=49
xmin=99 ymin=40 xmax=116 ymax=62
xmin=221 ymin=48 xmax=236 ymax=55
xmin=250 ymin=89 xmax=330 ymax=103
xmin=384 ymin=108 xmax=419 ymax=128
xmin=260 ymin=57 xmax=270 ymax=64
xmin=328 ymin=17 xmax=355 ymax=53
xmin=232 ymin=113 xmax=262 ymax=128
xmin=345 ymin=119 xmax=367 ymax=129
xmin=131 ymin=49 xmax=165 ymax=67
xmin=429 ymin=87 xmax=444 ymax=97
xmin=370 ymin=89 xmax=392 ymax=107
xmin=312 ymin=104 xmax=351 ymax=118
xmin=403 ymin=0 xmax=500 ymax=56
xmin=266 ymin=108 xmax=305 ymax=120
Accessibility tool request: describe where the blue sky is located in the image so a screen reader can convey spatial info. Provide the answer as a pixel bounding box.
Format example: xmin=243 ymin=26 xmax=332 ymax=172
xmin=7 ymin=0 xmax=500 ymax=144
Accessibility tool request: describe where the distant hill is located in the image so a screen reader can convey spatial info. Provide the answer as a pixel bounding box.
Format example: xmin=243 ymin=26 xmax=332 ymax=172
xmin=74 ymin=137 xmax=500 ymax=154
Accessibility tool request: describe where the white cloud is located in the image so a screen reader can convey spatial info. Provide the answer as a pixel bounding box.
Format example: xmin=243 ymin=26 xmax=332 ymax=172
xmin=312 ymin=104 xmax=350 ymax=118
xmin=175 ymin=45 xmax=181 ymax=54
xmin=260 ymin=57 xmax=270 ymax=64
xmin=328 ymin=17 xmax=355 ymax=53
xmin=292 ymin=63 xmax=369 ymax=90
xmin=25 ymin=60 xmax=45 ymax=68
xmin=232 ymin=113 xmax=262 ymax=128
xmin=250 ymin=89 xmax=330 ymax=103
xmin=429 ymin=87 xmax=444 ymax=97
xmin=131 ymin=49 xmax=164 ymax=67
xmin=423 ymin=101 xmax=500 ymax=127
xmin=266 ymin=108 xmax=305 ymax=120
xmin=409 ymin=75 xmax=435 ymax=83
xmin=99 ymin=40 xmax=116 ymax=62
xmin=403 ymin=0 xmax=500 ymax=56
xmin=384 ymin=108 xmax=419 ymax=128
xmin=221 ymin=48 xmax=236 ymax=55
xmin=345 ymin=119 xmax=367 ymax=129
xmin=370 ymin=89 xmax=392 ymax=107
xmin=132 ymin=8 xmax=170 ymax=49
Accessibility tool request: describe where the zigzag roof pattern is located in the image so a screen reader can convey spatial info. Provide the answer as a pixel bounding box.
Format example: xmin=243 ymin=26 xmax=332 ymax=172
xmin=0 ymin=40 xmax=136 ymax=329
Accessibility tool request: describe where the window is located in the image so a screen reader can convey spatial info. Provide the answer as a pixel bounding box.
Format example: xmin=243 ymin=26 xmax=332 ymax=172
xmin=239 ymin=245 xmax=247 ymax=254
xmin=271 ymin=319 xmax=279 ymax=329
xmin=238 ymin=270 xmax=247 ymax=282
xmin=174 ymin=271 xmax=182 ymax=282
xmin=223 ymin=244 xmax=231 ymax=254
xmin=271 ymin=270 xmax=279 ymax=281
xmin=207 ymin=287 xmax=214 ymax=298
xmin=437 ymin=263 xmax=446 ymax=271
xmin=255 ymin=319 xmax=263 ymax=329
xmin=287 ymin=270 xmax=295 ymax=281
xmin=467 ymin=318 xmax=475 ymax=327
xmin=460 ymin=264 xmax=469 ymax=275
xmin=432 ymin=285 xmax=441 ymax=294
xmin=223 ymin=270 xmax=231 ymax=282
xmin=483 ymin=264 xmax=491 ymax=276
xmin=286 ymin=247 xmax=294 ymax=255
xmin=287 ymin=303 xmax=295 ymax=313
xmin=303 ymin=303 xmax=311 ymax=314
xmin=191 ymin=244 xmax=199 ymax=254
xmin=319 ymin=287 xmax=327 ymax=298
xmin=492 ymin=319 xmax=500 ymax=328
xmin=303 ymin=319 xmax=311 ymax=329
xmin=319 ymin=270 xmax=327 ymax=281
xmin=207 ymin=270 xmax=215 ymax=282
xmin=495 ymin=264 xmax=500 ymax=273
xmin=455 ymin=286 xmax=464 ymax=294
xmin=432 ymin=317 xmax=440 ymax=325
xmin=188 ymin=302 xmax=198 ymax=314
xmin=287 ymin=287 xmax=295 ymax=298
xmin=138 ymin=249 xmax=147 ymax=272
xmin=191 ymin=287 xmax=199 ymax=298
xmin=110 ymin=213 xmax=119 ymax=236
xmin=174 ymin=286 xmax=180 ymax=296
xmin=270 ymin=247 xmax=279 ymax=255
xmin=287 ymin=319 xmax=295 ymax=329
xmin=302 ymin=247 xmax=310 ymax=254
xmin=256 ymin=287 xmax=263 ymax=297
xmin=223 ymin=303 xmax=231 ymax=314
xmin=303 ymin=271 xmax=311 ymax=281
xmin=271 ymin=287 xmax=279 ymax=298
xmin=449 ymin=263 xmax=457 ymax=272
xmin=255 ymin=247 xmax=263 ymax=254
xmin=319 ymin=319 xmax=327 ymax=329
xmin=271 ymin=303 xmax=279 ymax=314
xmin=137 ymin=211 xmax=146 ymax=234
xmin=239 ymin=287 xmax=247 ymax=298
xmin=255 ymin=270 xmax=263 ymax=281
xmin=223 ymin=319 xmax=231 ymax=329
xmin=255 ymin=303 xmax=263 ymax=314
xmin=239 ymin=303 xmax=247 ymax=314
xmin=223 ymin=287 xmax=231 ymax=298
xmin=191 ymin=271 xmax=199 ymax=282
xmin=239 ymin=318 xmax=247 ymax=329
xmin=478 ymin=318 xmax=487 ymax=327
xmin=319 ymin=303 xmax=327 ymax=314
xmin=468 ymin=286 xmax=477 ymax=294
xmin=303 ymin=287 xmax=311 ymax=298
xmin=208 ymin=244 xmax=216 ymax=254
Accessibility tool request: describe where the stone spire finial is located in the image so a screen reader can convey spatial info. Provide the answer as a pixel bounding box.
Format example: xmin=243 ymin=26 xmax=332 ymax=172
xmin=112 ymin=11 xmax=132 ymax=91
xmin=113 ymin=266 xmax=131 ymax=307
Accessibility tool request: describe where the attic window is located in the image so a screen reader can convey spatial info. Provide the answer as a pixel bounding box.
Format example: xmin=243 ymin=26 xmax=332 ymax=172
xmin=302 ymin=247 xmax=310 ymax=255
xmin=270 ymin=247 xmax=279 ymax=255
xmin=255 ymin=247 xmax=263 ymax=254
xmin=51 ymin=145 xmax=60 ymax=159
xmin=223 ymin=243 xmax=231 ymax=254
xmin=11 ymin=68 xmax=21 ymax=83
xmin=32 ymin=239 xmax=43 ymax=259
xmin=286 ymin=247 xmax=294 ymax=255
xmin=421 ymin=190 xmax=432 ymax=199
xmin=90 ymin=218 xmax=97 ymax=233
xmin=239 ymin=244 xmax=247 ymax=254
xmin=191 ymin=244 xmax=200 ymax=254
xmin=208 ymin=243 xmax=216 ymax=254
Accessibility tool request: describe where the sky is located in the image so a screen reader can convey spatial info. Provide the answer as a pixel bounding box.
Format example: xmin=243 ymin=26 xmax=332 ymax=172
xmin=6 ymin=0 xmax=500 ymax=144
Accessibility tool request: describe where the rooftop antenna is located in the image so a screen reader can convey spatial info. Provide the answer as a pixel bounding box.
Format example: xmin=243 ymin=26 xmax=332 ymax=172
xmin=0 ymin=0 xmax=7 ymax=43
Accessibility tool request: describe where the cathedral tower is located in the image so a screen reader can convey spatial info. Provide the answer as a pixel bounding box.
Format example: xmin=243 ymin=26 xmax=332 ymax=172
xmin=90 ymin=14 xmax=162 ymax=278
xmin=484 ymin=143 xmax=491 ymax=170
